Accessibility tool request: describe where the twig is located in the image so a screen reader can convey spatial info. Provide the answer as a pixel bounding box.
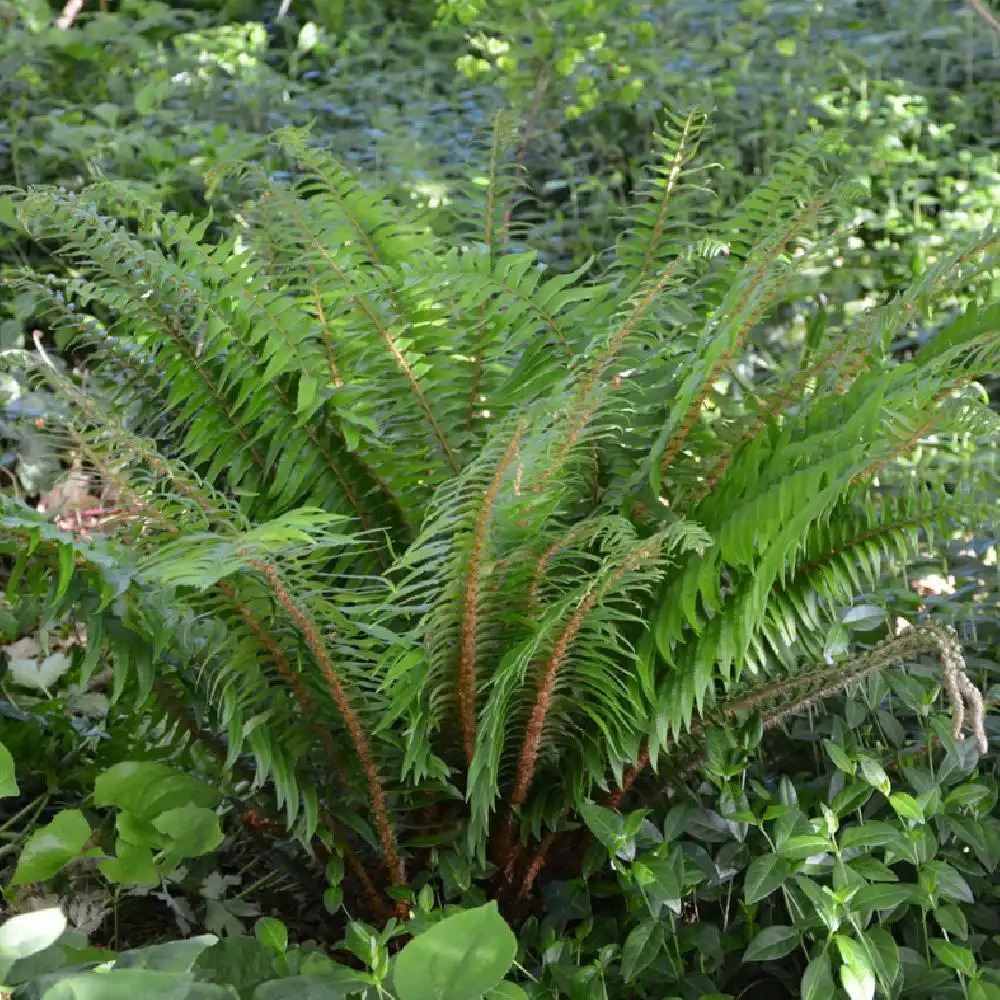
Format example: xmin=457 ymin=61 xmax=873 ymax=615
xmin=55 ymin=0 xmax=84 ymax=28
xmin=968 ymin=0 xmax=1000 ymax=34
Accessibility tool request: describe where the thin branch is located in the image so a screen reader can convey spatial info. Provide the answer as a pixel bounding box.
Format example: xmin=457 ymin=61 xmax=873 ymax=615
xmin=969 ymin=0 xmax=1000 ymax=34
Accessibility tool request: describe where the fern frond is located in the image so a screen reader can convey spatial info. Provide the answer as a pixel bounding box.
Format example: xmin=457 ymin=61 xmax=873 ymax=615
xmin=614 ymin=107 xmax=715 ymax=290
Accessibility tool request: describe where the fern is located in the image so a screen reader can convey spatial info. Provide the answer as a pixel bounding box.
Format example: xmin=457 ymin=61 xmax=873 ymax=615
xmin=2 ymin=113 xmax=997 ymax=918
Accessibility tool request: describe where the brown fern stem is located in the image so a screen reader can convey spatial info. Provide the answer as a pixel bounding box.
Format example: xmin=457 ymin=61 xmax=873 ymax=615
xmin=457 ymin=423 xmax=525 ymax=763
xmin=510 ymin=540 xmax=659 ymax=808
xmin=250 ymin=559 xmax=405 ymax=892
xmin=603 ymin=745 xmax=650 ymax=811
xmin=516 ymin=827 xmax=559 ymax=901
xmin=216 ymin=580 xmax=350 ymax=794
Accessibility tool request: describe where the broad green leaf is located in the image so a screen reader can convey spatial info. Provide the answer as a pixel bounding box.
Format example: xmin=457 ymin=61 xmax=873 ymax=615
xmin=836 ymin=936 xmax=876 ymax=1000
xmin=152 ymin=807 xmax=224 ymax=857
xmin=0 ymin=908 xmax=67 ymax=981
xmin=842 ymin=605 xmax=887 ymax=630
xmin=580 ymin=800 xmax=633 ymax=860
xmin=255 ymin=919 xmax=288 ymax=955
xmin=393 ymin=903 xmax=516 ymax=1000
xmin=621 ymin=918 xmax=664 ymax=981
xmin=99 ymin=840 xmax=158 ymax=885
xmin=840 ymin=822 xmax=902 ymax=851
xmin=934 ymin=904 xmax=968 ymax=940
xmin=929 ymin=939 xmax=976 ymax=977
xmin=857 ymin=756 xmax=889 ymax=795
xmin=850 ymin=883 xmax=918 ymax=914
xmin=863 ymin=928 xmax=900 ymax=991
xmin=969 ymin=982 xmax=1000 ymax=1000
xmin=0 ymin=741 xmax=17 ymax=797
xmin=796 ymin=876 xmax=840 ymax=931
xmin=944 ymin=783 xmax=991 ymax=810
xmin=823 ymin=739 xmax=854 ymax=774
xmin=487 ymin=984 xmax=528 ymax=1000
xmin=12 ymin=809 xmax=95 ymax=884
xmin=802 ymin=953 xmax=835 ymax=1000
xmin=634 ymin=853 xmax=682 ymax=910
xmin=744 ymin=853 xmax=791 ymax=904
xmin=254 ymin=975 xmax=362 ymax=1000
xmin=744 ymin=926 xmax=800 ymax=962
xmin=114 ymin=937 xmax=218 ymax=971
xmin=37 ymin=969 xmax=194 ymax=1000
xmin=94 ymin=763 xmax=219 ymax=820
xmin=841 ymin=964 xmax=874 ymax=1000
xmin=848 ymin=857 xmax=898 ymax=883
xmin=779 ymin=835 xmax=833 ymax=861
xmin=888 ymin=793 xmax=924 ymax=823
xmin=923 ymin=861 xmax=974 ymax=904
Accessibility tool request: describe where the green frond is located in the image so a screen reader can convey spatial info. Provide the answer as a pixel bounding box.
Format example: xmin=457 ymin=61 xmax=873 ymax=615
xmin=442 ymin=110 xmax=529 ymax=258
xmin=613 ymin=107 xmax=716 ymax=290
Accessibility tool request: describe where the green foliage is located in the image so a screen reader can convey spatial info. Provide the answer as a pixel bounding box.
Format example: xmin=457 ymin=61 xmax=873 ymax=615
xmin=0 ymin=2 xmax=998 ymax=993
xmin=0 ymin=110 xmax=996 ymax=928
xmin=0 ymin=897 xmax=525 ymax=999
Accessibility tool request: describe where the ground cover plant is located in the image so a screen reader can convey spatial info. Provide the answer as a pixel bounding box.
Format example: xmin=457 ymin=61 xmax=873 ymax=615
xmin=0 ymin=99 xmax=998 ymax=998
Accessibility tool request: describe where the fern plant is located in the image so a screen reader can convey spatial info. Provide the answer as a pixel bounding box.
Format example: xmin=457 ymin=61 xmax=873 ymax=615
xmin=1 ymin=110 xmax=997 ymax=919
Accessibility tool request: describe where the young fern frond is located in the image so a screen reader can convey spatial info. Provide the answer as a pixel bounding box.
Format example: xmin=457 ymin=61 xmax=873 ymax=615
xmin=613 ymin=107 xmax=715 ymax=291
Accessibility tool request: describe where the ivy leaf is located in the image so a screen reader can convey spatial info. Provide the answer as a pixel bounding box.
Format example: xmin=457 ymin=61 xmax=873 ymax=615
xmin=744 ymin=853 xmax=791 ymax=904
xmin=621 ymin=918 xmax=664 ymax=981
xmin=744 ymin=926 xmax=800 ymax=962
